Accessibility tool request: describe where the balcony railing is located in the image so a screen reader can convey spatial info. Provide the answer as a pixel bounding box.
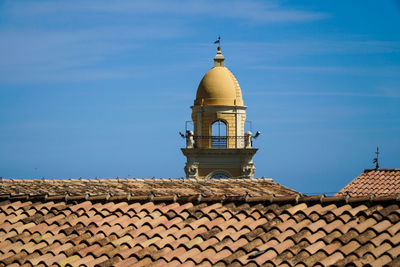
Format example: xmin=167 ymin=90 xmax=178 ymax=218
xmin=188 ymin=136 xmax=250 ymax=149
xmin=211 ymin=136 xmax=227 ymax=148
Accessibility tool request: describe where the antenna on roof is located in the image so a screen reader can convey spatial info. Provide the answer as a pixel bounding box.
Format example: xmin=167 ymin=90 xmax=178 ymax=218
xmin=373 ymin=146 xmax=380 ymax=169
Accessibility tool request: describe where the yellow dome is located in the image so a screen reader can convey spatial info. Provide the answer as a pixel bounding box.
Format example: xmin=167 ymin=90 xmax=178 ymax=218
xmin=194 ymin=48 xmax=243 ymax=106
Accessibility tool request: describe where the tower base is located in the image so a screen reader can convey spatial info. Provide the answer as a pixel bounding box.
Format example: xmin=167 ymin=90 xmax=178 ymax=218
xmin=181 ymin=148 xmax=258 ymax=179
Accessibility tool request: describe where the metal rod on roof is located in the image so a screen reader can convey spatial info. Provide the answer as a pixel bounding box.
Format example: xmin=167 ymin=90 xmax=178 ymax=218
xmin=373 ymin=146 xmax=380 ymax=169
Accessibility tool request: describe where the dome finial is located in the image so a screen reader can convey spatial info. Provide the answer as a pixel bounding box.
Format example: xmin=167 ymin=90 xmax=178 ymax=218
xmin=214 ymin=46 xmax=224 ymax=67
xmin=213 ymin=35 xmax=224 ymax=67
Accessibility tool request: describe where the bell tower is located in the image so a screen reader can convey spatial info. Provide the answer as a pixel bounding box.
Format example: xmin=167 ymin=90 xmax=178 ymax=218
xmin=181 ymin=46 xmax=258 ymax=179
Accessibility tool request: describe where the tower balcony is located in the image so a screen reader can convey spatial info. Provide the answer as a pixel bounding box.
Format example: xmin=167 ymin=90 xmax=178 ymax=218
xmin=185 ymin=133 xmax=254 ymax=149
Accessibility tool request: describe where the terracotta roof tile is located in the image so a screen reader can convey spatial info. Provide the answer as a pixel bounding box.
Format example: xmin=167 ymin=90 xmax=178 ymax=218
xmin=0 ymin=178 xmax=298 ymax=197
xmin=1 ymin=178 xmax=400 ymax=266
xmin=337 ymin=169 xmax=400 ymax=196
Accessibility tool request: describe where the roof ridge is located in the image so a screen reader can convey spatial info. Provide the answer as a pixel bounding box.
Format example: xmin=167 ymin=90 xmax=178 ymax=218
xmin=0 ymin=178 xmax=274 ymax=182
xmin=364 ymin=168 xmax=400 ymax=172
xmin=1 ymin=193 xmax=399 ymax=205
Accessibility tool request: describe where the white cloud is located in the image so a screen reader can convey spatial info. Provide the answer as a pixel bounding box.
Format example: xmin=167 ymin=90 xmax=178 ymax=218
xmin=249 ymin=65 xmax=400 ymax=77
xmin=228 ymin=40 xmax=400 ymax=57
xmin=0 ymin=24 xmax=185 ymax=83
xmin=4 ymin=0 xmax=328 ymax=23
xmin=1 ymin=1 xmax=397 ymax=84
xmin=248 ymin=90 xmax=400 ymax=98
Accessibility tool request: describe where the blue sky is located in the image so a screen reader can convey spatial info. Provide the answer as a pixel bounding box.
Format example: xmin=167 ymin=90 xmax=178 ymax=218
xmin=1 ymin=0 xmax=399 ymax=194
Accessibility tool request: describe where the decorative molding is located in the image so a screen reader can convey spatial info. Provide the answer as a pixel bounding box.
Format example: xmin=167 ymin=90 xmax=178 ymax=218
xmin=184 ymin=162 xmax=199 ymax=179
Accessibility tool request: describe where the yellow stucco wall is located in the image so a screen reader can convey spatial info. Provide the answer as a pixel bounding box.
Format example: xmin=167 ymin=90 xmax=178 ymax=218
xmin=192 ymin=110 xmax=246 ymax=148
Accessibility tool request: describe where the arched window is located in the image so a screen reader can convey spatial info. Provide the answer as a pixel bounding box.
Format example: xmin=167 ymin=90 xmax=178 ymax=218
xmin=211 ymin=120 xmax=227 ymax=148
xmin=207 ymin=170 xmax=233 ymax=179
xmin=211 ymin=173 xmax=230 ymax=179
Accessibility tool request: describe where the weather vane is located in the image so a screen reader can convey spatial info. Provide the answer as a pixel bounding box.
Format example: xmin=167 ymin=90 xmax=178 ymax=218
xmin=214 ymin=35 xmax=221 ymax=47
xmin=373 ymin=146 xmax=380 ymax=169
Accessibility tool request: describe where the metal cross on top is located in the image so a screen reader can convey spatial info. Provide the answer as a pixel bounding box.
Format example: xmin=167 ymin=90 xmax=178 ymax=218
xmin=373 ymin=146 xmax=380 ymax=169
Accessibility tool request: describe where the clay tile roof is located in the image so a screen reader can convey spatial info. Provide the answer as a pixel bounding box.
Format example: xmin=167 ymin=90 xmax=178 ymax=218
xmin=0 ymin=178 xmax=298 ymax=197
xmin=337 ymin=169 xmax=400 ymax=197
xmin=0 ymin=178 xmax=400 ymax=266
